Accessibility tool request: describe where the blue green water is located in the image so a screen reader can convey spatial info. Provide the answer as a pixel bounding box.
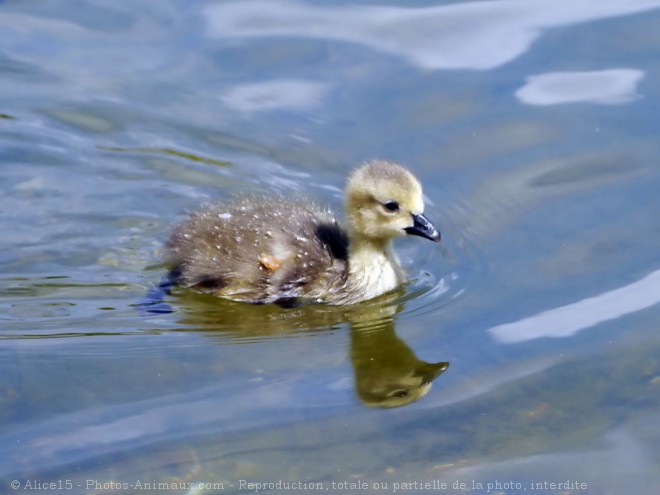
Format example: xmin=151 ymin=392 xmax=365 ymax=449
xmin=1 ymin=1 xmax=660 ymax=494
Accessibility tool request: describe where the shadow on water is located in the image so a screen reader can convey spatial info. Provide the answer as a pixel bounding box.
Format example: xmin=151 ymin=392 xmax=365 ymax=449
xmin=142 ymin=280 xmax=449 ymax=409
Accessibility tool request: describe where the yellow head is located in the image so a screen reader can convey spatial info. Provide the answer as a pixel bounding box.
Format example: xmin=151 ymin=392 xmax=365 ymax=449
xmin=345 ymin=160 xmax=440 ymax=244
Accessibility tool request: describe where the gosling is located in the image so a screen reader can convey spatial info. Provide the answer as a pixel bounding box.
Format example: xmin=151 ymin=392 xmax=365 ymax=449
xmin=165 ymin=160 xmax=440 ymax=305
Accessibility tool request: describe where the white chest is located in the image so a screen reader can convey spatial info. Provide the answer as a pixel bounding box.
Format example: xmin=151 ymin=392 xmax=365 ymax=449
xmin=349 ymin=250 xmax=404 ymax=301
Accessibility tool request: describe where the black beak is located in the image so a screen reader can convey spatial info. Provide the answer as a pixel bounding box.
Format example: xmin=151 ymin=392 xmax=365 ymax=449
xmin=405 ymin=213 xmax=441 ymax=242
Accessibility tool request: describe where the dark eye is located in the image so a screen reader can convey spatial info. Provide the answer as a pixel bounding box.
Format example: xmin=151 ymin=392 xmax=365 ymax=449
xmin=383 ymin=200 xmax=399 ymax=212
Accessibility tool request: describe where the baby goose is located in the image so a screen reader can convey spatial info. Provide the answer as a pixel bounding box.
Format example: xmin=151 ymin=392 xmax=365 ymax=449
xmin=165 ymin=160 xmax=440 ymax=305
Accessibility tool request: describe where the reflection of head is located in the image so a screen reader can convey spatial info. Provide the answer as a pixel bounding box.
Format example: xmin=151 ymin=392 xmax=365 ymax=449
xmin=355 ymin=360 xmax=448 ymax=408
xmin=351 ymin=322 xmax=448 ymax=408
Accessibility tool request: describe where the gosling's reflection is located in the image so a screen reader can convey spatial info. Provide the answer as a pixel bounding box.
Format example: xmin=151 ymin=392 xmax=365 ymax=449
xmin=160 ymin=289 xmax=449 ymax=408
xmin=351 ymin=320 xmax=448 ymax=408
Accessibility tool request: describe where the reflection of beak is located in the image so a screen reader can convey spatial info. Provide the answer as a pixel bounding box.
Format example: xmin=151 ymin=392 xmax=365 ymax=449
xmin=417 ymin=361 xmax=450 ymax=385
xmin=405 ymin=213 xmax=441 ymax=242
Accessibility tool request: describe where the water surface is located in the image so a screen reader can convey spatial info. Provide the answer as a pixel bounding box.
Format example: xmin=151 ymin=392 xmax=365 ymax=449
xmin=2 ymin=1 xmax=660 ymax=494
